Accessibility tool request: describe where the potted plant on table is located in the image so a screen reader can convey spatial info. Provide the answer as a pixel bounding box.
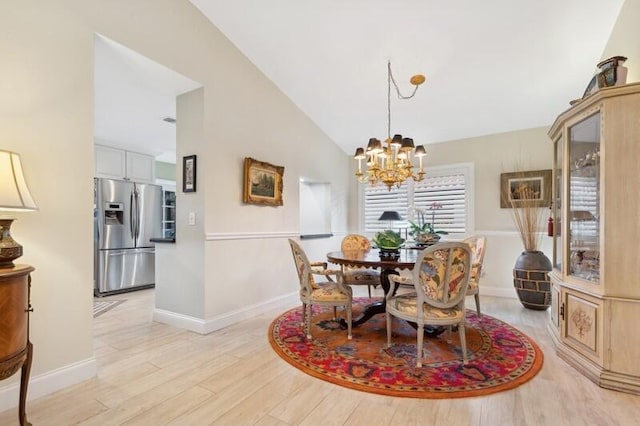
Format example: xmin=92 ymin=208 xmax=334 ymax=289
xmin=372 ymin=230 xmax=405 ymax=259
xmin=408 ymin=202 xmax=449 ymax=245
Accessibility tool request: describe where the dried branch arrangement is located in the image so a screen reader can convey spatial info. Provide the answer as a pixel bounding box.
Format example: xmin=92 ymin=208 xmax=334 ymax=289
xmin=503 ymin=178 xmax=545 ymax=252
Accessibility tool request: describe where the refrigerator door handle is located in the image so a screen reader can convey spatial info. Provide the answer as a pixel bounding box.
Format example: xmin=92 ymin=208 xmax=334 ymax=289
xmin=134 ymin=189 xmax=140 ymax=242
xmin=129 ymin=191 xmax=136 ymax=240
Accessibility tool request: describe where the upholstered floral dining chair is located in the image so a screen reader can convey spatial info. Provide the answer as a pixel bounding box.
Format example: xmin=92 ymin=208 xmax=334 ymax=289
xmin=463 ymin=235 xmax=487 ymax=317
xmin=288 ymin=239 xmax=352 ymax=340
xmin=386 ymin=242 xmax=472 ymax=366
xmin=340 ymin=234 xmax=380 ymax=297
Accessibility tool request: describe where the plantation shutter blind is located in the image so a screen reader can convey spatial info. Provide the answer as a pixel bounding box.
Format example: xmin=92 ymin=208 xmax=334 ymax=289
xmin=570 ymin=175 xmax=598 ymax=237
xmin=362 ymin=163 xmax=471 ymax=235
xmin=363 ymin=185 xmax=408 ymax=232
xmin=413 ymin=172 xmax=467 ymax=234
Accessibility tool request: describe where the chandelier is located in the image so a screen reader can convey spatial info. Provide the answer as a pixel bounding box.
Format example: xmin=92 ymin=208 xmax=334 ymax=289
xmin=354 ymin=61 xmax=427 ymax=190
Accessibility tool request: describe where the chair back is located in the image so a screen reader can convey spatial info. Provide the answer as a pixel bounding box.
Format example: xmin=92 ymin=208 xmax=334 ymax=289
xmin=341 ymin=234 xmax=371 ymax=251
xmin=288 ymin=239 xmax=314 ymax=295
xmin=412 ymin=242 xmax=472 ymax=309
xmin=463 ymin=235 xmax=486 ymax=285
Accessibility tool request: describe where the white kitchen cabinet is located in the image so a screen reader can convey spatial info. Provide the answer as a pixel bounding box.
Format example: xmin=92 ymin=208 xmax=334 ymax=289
xmin=95 ymin=145 xmax=155 ymax=183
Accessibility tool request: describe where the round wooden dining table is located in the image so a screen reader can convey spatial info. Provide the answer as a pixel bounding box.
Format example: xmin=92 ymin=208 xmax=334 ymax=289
xmin=327 ymin=248 xmax=419 ymax=326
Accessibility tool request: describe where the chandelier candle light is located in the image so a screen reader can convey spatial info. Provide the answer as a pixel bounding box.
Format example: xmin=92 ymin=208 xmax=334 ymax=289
xmin=354 ymin=61 xmax=427 ymax=190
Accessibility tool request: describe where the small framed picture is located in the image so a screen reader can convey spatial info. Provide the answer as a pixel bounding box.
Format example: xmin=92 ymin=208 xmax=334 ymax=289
xmin=243 ymin=157 xmax=284 ymax=206
xmin=183 ymin=155 xmax=197 ymax=193
xmin=500 ymin=169 xmax=551 ymax=208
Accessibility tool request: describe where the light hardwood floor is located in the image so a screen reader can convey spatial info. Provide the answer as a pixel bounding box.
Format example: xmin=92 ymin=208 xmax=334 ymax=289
xmin=1 ymin=288 xmax=639 ymax=425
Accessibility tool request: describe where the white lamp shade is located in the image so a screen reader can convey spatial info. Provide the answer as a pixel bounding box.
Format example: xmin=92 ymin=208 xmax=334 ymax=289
xmin=0 ymin=150 xmax=38 ymax=211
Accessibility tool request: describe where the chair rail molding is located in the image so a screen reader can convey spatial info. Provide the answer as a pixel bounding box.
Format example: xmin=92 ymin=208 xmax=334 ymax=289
xmin=206 ymin=231 xmax=298 ymax=241
xmin=206 ymin=231 xmax=348 ymax=241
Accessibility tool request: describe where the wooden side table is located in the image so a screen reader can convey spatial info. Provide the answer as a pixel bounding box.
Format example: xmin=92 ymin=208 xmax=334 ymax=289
xmin=0 ymin=264 xmax=35 ymax=426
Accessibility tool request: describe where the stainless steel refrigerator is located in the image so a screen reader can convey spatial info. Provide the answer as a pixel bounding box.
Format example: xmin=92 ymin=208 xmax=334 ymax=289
xmin=94 ymin=178 xmax=162 ymax=296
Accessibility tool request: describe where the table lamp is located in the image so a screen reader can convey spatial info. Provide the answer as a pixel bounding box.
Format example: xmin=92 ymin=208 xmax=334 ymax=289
xmin=378 ymin=210 xmax=402 ymax=231
xmin=0 ymin=149 xmax=38 ymax=267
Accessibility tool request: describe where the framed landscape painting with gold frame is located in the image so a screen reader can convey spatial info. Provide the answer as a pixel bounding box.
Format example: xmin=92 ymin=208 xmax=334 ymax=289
xmin=500 ymin=169 xmax=551 ymax=208
xmin=243 ymin=157 xmax=284 ymax=206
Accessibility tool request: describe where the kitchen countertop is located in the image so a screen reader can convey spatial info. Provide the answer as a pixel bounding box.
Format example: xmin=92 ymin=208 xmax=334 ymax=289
xmin=150 ymin=237 xmax=175 ymax=243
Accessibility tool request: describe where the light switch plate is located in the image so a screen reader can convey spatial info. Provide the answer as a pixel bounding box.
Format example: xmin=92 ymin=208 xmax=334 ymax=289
xmin=188 ymin=212 xmax=195 ymax=225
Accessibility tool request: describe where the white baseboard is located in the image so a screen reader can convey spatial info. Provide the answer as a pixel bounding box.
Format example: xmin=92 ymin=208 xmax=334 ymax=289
xmin=153 ymin=291 xmax=299 ymax=334
xmin=480 ymin=285 xmax=518 ymax=299
xmin=153 ymin=309 xmax=208 ymax=334
xmin=0 ymin=357 xmax=96 ymax=412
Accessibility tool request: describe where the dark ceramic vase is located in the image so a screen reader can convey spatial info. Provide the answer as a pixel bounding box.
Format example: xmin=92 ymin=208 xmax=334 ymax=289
xmin=379 ymin=248 xmax=400 ymax=260
xmin=513 ymin=250 xmax=552 ymax=310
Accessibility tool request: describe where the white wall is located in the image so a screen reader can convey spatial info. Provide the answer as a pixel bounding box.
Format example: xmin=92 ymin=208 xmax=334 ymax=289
xmin=154 ymin=89 xmax=205 ymax=322
xmin=300 ymin=182 xmax=332 ymax=236
xmin=0 ymin=0 xmax=349 ymax=410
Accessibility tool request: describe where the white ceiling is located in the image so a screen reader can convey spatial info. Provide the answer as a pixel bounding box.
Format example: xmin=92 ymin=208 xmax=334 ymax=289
xmin=94 ymin=1 xmax=625 ymax=162
xmin=94 ymin=35 xmax=202 ymax=164
xmin=190 ymin=0 xmax=625 ymax=154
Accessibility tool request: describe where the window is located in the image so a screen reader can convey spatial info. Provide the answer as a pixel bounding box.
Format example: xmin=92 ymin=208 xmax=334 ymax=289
xmin=363 ymin=163 xmax=473 ymax=235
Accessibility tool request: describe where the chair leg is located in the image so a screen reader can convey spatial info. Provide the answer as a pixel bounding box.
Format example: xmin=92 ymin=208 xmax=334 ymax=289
xmin=346 ymin=304 xmax=352 ymax=340
xmin=367 ymin=284 xmax=372 ymax=298
xmin=416 ymin=323 xmax=424 ymax=367
xmin=459 ymin=322 xmax=468 ymax=364
xmin=386 ymin=312 xmax=392 ymax=348
xmin=305 ymin=303 xmax=313 ymax=340
xmin=474 ymin=293 xmax=481 ymax=317
xmin=301 ymin=303 xmax=306 ymax=327
xmin=333 ymin=306 xmax=337 ymax=320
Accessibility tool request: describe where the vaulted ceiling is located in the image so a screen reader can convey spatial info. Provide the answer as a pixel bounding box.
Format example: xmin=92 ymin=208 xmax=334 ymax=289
xmin=94 ymin=1 xmax=625 ymax=162
xmin=191 ymin=0 xmax=625 ymax=154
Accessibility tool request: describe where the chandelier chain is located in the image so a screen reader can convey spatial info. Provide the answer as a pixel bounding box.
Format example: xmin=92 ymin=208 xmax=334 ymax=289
xmin=387 ymin=61 xmax=420 ymax=138
xmin=388 ymin=61 xmax=420 ymax=100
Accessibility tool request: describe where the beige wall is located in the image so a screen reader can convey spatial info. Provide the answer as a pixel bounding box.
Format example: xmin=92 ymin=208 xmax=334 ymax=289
xmin=0 ymin=1 xmax=96 ymax=406
xmin=2 ymin=0 xmax=637 ymax=410
xmin=425 ymin=127 xmax=552 ymax=231
xmin=351 ymin=127 xmax=554 ymax=297
xmin=602 ymin=0 xmax=640 ymax=82
xmin=0 ymin=0 xmax=348 ymax=409
xmin=425 ymin=127 xmax=554 ymax=296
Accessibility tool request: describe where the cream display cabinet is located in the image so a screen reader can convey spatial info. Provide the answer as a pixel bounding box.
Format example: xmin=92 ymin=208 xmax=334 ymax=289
xmin=547 ymin=83 xmax=640 ymax=394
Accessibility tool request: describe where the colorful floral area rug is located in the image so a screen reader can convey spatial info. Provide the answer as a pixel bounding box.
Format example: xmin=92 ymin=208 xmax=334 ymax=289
xmin=268 ymin=297 xmax=543 ymax=398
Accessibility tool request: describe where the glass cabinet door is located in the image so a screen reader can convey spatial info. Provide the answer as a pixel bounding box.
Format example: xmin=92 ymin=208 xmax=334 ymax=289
xmin=553 ymin=136 xmax=563 ymax=270
xmin=567 ymin=113 xmax=600 ymax=282
xmin=162 ymin=190 xmax=176 ymax=239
